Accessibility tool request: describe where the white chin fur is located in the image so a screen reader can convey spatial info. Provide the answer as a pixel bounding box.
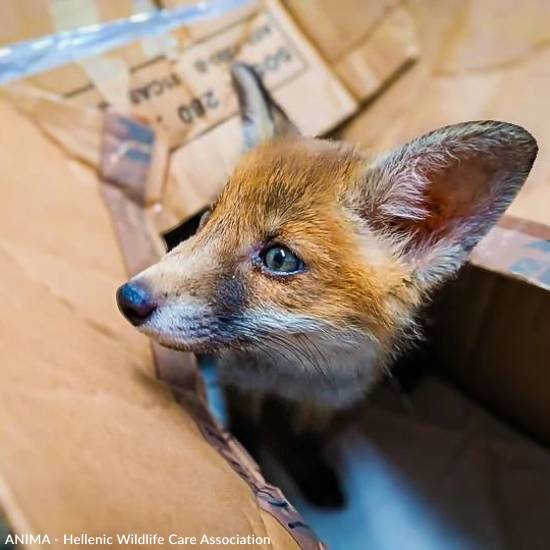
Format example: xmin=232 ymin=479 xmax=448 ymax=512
xmin=138 ymin=304 xmax=386 ymax=407
xmin=136 ymin=302 xmax=215 ymax=351
xmin=218 ymin=337 xmax=385 ymax=409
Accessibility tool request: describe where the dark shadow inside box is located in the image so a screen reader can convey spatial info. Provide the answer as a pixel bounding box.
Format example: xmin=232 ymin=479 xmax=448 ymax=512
xmin=163 ymin=209 xmax=207 ymax=251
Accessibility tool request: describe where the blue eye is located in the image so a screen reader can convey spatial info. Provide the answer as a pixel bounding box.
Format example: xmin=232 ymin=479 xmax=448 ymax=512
xmin=262 ymin=245 xmax=304 ymax=274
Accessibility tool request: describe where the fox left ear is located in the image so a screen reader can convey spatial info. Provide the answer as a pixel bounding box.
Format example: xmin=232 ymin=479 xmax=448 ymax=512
xmin=360 ymin=121 xmax=538 ymax=287
xmin=231 ymin=62 xmax=299 ymax=151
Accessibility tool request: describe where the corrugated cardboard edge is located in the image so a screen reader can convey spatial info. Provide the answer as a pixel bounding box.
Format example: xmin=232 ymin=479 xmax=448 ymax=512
xmin=99 ymin=114 xmax=326 ymax=550
xmin=470 ymin=215 xmax=550 ymax=292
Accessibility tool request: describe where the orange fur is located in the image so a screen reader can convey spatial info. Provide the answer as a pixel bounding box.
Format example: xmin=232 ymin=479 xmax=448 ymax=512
xmin=207 ymin=138 xmax=419 ymax=347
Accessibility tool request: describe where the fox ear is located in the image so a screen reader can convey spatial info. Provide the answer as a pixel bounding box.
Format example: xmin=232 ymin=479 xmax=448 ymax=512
xmin=231 ymin=62 xmax=299 ymax=151
xmin=361 ymin=121 xmax=537 ymax=287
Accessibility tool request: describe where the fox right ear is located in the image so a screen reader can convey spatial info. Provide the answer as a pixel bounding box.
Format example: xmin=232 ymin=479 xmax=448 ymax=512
xmin=360 ymin=121 xmax=537 ymax=288
xmin=231 ymin=62 xmax=298 ymax=151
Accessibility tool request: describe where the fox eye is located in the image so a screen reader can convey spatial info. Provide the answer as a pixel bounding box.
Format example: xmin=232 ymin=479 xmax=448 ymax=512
xmin=262 ymin=245 xmax=304 ymax=274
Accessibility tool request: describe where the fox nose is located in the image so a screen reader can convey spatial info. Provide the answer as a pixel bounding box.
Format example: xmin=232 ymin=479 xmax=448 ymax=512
xmin=116 ymin=281 xmax=157 ymax=326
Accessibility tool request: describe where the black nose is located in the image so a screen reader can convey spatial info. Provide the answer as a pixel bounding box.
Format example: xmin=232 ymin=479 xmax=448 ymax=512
xmin=116 ymin=281 xmax=157 ymax=326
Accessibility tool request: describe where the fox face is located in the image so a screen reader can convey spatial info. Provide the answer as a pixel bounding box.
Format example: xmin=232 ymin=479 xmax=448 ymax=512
xmin=117 ymin=63 xmax=537 ymax=407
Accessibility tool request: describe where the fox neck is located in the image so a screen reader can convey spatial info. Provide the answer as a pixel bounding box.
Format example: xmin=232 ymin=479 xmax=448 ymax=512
xmin=217 ymin=335 xmax=391 ymax=408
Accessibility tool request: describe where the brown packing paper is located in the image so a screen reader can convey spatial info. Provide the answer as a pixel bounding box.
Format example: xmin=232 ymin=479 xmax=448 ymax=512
xmin=0 ymin=87 xmax=325 ymax=548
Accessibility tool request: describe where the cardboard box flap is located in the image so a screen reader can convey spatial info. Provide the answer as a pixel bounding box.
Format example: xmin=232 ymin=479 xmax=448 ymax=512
xmin=283 ymin=0 xmax=419 ymax=100
xmin=1 ymin=83 xmax=103 ymax=168
xmin=1 ymin=0 xmax=425 ymax=230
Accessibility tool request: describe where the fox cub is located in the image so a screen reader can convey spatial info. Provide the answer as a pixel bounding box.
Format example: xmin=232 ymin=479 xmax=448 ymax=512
xmin=118 ymin=63 xmax=537 ymax=506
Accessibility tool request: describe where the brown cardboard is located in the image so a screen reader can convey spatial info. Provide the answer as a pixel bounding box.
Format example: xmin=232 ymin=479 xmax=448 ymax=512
xmin=283 ymin=0 xmax=419 ymax=100
xmin=0 ymin=93 xmax=318 ymax=548
xmin=283 ymin=0 xmax=395 ymax=64
xmin=56 ymin=1 xmax=356 ymax=148
xmin=332 ymin=7 xmax=419 ymax=100
xmin=429 ymin=265 xmax=550 ymax=446
xmin=0 ymin=0 xmax=140 ymax=45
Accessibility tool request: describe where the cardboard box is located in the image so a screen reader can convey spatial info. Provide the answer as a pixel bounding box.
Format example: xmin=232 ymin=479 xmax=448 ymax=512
xmin=428 ymin=265 xmax=550 ymax=444
xmin=341 ymin=0 xmax=550 ymax=444
xmin=4 ymin=0 xmax=549 ymax=544
xmin=283 ymin=0 xmax=419 ymax=100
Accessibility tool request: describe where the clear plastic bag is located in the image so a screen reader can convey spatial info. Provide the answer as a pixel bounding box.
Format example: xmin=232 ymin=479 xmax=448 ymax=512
xmin=0 ymin=0 xmax=250 ymax=84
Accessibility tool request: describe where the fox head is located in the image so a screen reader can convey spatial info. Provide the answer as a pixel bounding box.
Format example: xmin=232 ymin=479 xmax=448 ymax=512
xmin=117 ymin=63 xmax=537 ymax=406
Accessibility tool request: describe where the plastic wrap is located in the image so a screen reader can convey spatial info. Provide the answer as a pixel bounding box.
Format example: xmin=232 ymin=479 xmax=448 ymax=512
xmin=0 ymin=0 xmax=251 ymax=84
